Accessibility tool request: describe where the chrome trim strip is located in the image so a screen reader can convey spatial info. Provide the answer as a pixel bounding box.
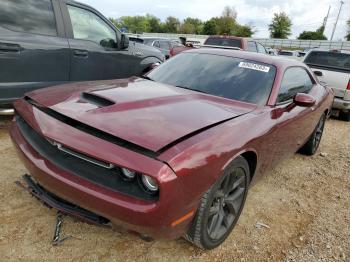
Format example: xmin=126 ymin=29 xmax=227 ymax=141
xmin=46 ymin=138 xmax=114 ymax=169
xmin=0 ymin=108 xmax=14 ymax=116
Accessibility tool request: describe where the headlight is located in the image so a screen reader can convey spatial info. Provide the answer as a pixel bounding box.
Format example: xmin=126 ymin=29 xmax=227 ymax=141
xmin=141 ymin=175 xmax=159 ymax=193
xmin=121 ymin=168 xmax=136 ymax=180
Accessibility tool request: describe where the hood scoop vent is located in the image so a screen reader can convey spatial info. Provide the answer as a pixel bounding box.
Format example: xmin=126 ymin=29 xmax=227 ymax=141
xmin=81 ymin=92 xmax=115 ymax=107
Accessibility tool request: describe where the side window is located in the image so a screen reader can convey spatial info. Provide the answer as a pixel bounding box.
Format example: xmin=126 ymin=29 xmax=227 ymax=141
xmin=257 ymin=43 xmax=267 ymax=54
xmin=159 ymin=41 xmax=170 ymax=50
xmin=67 ymin=5 xmax=116 ymax=48
xmin=0 ymin=0 xmax=57 ymax=36
xmin=247 ymin=41 xmax=257 ymax=52
xmin=277 ymin=67 xmax=314 ymax=103
xmin=153 ymin=41 xmax=160 ymax=48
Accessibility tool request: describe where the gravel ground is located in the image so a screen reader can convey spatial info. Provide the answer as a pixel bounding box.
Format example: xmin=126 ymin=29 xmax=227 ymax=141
xmin=0 ymin=116 xmax=349 ymax=262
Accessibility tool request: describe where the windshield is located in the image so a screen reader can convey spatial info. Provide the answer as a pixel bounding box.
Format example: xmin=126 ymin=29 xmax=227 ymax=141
xmin=148 ymin=53 xmax=276 ymax=105
xmin=204 ymin=38 xmax=242 ymax=48
xmin=304 ymin=51 xmax=350 ymax=71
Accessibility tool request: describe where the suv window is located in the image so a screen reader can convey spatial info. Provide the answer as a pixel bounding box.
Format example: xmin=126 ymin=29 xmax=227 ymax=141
xmin=67 ymin=5 xmax=116 ymax=48
xmin=257 ymin=43 xmax=267 ymax=54
xmin=0 ymin=0 xmax=57 ymax=36
xmin=159 ymin=41 xmax=170 ymax=50
xmin=204 ymin=38 xmax=242 ymax=48
xmin=247 ymin=41 xmax=257 ymax=52
xmin=304 ymin=51 xmax=350 ymax=71
xmin=153 ymin=41 xmax=160 ymax=48
xmin=277 ymin=67 xmax=314 ymax=103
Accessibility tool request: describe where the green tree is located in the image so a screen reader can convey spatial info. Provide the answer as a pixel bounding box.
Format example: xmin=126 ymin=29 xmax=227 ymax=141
xmin=180 ymin=18 xmax=203 ymax=34
xmin=216 ymin=6 xmax=237 ymax=35
xmin=346 ymin=18 xmax=350 ymax=41
xmin=269 ymin=12 xmax=292 ymax=39
xmin=163 ymin=16 xmax=180 ymax=33
xmin=146 ymin=14 xmax=163 ymax=33
xmin=234 ymin=24 xmax=254 ymax=37
xmin=298 ymin=26 xmax=327 ymax=40
xmin=202 ymin=18 xmax=219 ymax=35
xmin=118 ymin=16 xmax=150 ymax=33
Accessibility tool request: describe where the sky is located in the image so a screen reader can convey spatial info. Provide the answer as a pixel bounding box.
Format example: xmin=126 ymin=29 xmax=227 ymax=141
xmin=79 ymin=0 xmax=349 ymax=40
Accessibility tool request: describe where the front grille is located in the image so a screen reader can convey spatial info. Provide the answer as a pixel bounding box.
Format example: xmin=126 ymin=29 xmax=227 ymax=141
xmin=16 ymin=115 xmax=158 ymax=201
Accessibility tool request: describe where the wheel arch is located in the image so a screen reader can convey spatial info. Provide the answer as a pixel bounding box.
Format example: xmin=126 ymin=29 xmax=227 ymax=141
xmin=222 ymin=149 xmax=258 ymax=182
xmin=241 ymin=151 xmax=258 ymax=180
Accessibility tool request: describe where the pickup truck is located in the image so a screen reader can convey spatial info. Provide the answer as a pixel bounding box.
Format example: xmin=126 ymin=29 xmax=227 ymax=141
xmin=0 ymin=0 xmax=165 ymax=115
xmin=303 ymin=49 xmax=350 ymax=121
xmin=170 ymin=35 xmax=268 ymax=57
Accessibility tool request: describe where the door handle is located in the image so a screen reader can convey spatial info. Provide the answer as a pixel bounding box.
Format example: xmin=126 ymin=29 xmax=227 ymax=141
xmin=73 ymin=49 xmax=88 ymax=58
xmin=0 ymin=43 xmax=22 ymax=53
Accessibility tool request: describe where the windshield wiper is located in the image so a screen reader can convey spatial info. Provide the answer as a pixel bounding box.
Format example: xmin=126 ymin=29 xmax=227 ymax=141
xmin=175 ymin=85 xmax=209 ymax=95
xmin=140 ymin=75 xmax=154 ymax=81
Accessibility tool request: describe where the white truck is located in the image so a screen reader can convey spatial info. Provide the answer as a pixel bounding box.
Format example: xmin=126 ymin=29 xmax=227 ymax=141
xmin=303 ymin=49 xmax=350 ymax=121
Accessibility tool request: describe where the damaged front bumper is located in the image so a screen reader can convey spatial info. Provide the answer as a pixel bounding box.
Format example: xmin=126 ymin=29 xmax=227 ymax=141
xmin=16 ymin=174 xmax=110 ymax=226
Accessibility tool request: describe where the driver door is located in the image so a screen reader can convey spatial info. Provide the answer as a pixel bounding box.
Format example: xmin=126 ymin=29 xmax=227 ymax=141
xmin=60 ymin=2 xmax=138 ymax=81
xmin=269 ymin=67 xmax=318 ymax=167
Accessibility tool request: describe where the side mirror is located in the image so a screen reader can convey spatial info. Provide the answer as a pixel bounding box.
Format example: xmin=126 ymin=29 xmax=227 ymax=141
xmin=120 ymin=34 xmax=129 ymax=49
xmin=293 ymin=93 xmax=316 ymax=107
xmin=313 ymin=71 xmax=323 ymax=77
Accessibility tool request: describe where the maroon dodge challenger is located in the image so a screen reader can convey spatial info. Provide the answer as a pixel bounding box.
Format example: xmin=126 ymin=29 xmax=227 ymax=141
xmin=10 ymin=49 xmax=333 ymax=249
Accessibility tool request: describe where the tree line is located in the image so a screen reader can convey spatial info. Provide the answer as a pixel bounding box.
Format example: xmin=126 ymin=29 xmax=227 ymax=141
xmin=110 ymin=7 xmax=350 ymax=41
xmin=109 ymin=6 xmax=253 ymax=37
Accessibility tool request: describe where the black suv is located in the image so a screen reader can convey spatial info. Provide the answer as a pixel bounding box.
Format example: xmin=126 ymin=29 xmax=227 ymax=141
xmin=0 ymin=0 xmax=165 ymax=114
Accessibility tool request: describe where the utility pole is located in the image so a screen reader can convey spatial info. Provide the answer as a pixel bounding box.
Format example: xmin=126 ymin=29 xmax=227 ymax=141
xmin=322 ymin=6 xmax=331 ymax=34
xmin=330 ymin=0 xmax=344 ymax=40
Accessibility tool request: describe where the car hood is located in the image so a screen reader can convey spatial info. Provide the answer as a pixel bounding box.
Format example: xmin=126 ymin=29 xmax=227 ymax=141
xmin=27 ymin=78 xmax=256 ymax=153
xmin=131 ymin=42 xmax=164 ymax=60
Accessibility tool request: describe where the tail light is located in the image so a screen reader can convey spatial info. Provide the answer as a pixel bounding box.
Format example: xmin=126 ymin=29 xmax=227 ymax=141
xmin=347 ymin=79 xmax=350 ymax=90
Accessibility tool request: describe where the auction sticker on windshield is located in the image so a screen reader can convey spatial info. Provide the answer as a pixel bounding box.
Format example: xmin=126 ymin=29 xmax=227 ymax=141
xmin=238 ymin=62 xmax=270 ymax=73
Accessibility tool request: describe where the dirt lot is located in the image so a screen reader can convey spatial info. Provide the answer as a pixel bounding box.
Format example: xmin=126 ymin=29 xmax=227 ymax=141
xmin=0 ymin=116 xmax=349 ymax=262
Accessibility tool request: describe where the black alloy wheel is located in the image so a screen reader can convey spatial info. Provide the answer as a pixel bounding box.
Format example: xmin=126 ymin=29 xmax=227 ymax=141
xmin=184 ymin=156 xmax=250 ymax=250
xmin=299 ymin=113 xmax=326 ymax=155
xmin=206 ymin=169 xmax=246 ymax=240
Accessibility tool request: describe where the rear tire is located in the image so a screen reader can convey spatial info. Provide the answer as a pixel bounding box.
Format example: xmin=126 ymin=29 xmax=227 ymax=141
xmin=299 ymin=113 xmax=326 ymax=156
xmin=339 ymin=110 xmax=350 ymax=122
xmin=184 ymin=156 xmax=250 ymax=250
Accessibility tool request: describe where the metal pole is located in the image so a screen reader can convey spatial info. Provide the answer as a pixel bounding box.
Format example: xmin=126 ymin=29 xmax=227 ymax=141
xmin=322 ymin=6 xmax=331 ymax=34
xmin=330 ymin=1 xmax=344 ymax=40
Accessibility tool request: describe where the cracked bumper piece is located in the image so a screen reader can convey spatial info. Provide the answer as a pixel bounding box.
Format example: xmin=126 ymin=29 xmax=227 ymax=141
xmin=9 ymin=114 xmax=197 ymax=239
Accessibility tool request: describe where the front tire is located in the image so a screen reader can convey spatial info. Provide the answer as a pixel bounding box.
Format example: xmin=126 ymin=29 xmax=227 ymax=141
xmin=184 ymin=156 xmax=250 ymax=250
xmin=299 ymin=113 xmax=326 ymax=155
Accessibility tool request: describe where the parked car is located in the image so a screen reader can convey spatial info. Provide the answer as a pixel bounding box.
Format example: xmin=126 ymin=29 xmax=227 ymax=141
xmin=170 ymin=35 xmax=268 ymax=57
xmin=278 ymin=50 xmax=301 ymax=60
xmin=129 ymin=37 xmax=183 ymax=59
xmin=11 ymin=49 xmax=333 ymax=250
xmin=0 ymin=0 xmax=164 ymax=115
xmin=266 ymin=47 xmax=278 ymax=56
xmin=303 ymin=49 xmax=350 ymax=121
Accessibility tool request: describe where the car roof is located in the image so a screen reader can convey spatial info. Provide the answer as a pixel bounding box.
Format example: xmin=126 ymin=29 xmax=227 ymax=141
xmin=185 ymin=48 xmax=306 ymax=68
xmin=136 ymin=37 xmax=168 ymax=41
xmin=308 ymin=48 xmax=350 ymax=54
xmin=206 ymin=35 xmax=246 ymax=40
